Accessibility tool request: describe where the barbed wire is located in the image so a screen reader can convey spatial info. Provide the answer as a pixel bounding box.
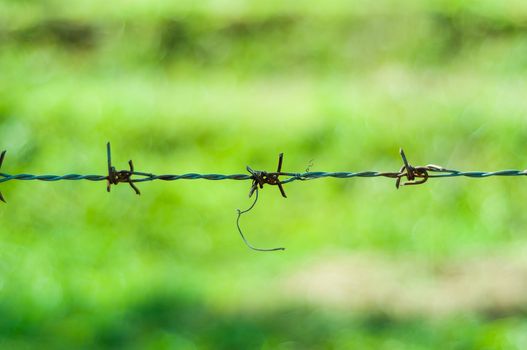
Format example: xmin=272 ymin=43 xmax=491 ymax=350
xmin=1 ymin=142 xmax=526 ymax=252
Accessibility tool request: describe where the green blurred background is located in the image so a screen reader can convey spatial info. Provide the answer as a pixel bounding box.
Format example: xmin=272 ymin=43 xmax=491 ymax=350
xmin=2 ymin=1 xmax=527 ymax=348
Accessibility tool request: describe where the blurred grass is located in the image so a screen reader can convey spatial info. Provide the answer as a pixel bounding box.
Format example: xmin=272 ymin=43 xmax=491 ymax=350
xmin=2 ymin=0 xmax=527 ymax=348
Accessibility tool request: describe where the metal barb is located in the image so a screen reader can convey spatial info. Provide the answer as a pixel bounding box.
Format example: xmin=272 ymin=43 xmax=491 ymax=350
xmin=395 ymin=149 xmax=429 ymax=188
xmin=106 ymin=142 xmax=141 ymax=195
xmin=0 ymin=150 xmax=6 ymax=203
xmin=247 ymin=153 xmax=288 ymax=198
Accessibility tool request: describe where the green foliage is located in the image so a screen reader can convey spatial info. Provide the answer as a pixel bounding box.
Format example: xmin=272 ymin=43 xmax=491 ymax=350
xmin=1 ymin=1 xmax=527 ymax=348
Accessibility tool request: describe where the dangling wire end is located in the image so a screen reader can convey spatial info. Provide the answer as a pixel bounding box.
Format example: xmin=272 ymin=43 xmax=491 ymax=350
xmin=236 ymin=188 xmax=286 ymax=252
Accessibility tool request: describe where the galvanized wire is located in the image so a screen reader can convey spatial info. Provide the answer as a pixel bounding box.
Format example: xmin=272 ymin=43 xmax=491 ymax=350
xmin=2 ymin=170 xmax=527 ymax=183
xmin=1 ymin=143 xmax=526 ymax=252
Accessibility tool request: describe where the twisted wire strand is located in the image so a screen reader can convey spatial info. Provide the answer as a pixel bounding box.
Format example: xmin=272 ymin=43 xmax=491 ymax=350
xmin=0 ymin=174 xmax=107 ymax=182
xmin=2 ymin=169 xmax=526 ymax=184
xmin=2 ymin=144 xmax=527 ymax=252
xmin=427 ymin=169 xmax=527 ymax=178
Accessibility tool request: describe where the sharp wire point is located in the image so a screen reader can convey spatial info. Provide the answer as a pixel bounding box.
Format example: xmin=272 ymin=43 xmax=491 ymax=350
xmin=0 ymin=150 xmax=6 ymax=203
xmin=0 ymin=151 xmax=6 ymax=167
xmin=277 ymin=153 xmax=284 ymax=172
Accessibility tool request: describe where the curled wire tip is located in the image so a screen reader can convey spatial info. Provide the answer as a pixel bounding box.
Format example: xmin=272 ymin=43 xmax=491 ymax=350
xmin=305 ymin=159 xmax=314 ymax=173
xmin=236 ymin=189 xmax=286 ymax=252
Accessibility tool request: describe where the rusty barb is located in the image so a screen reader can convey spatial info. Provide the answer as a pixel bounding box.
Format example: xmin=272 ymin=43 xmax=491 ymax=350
xmin=394 ymin=149 xmax=452 ymax=189
xmin=1 ymin=142 xmax=527 ymax=252
xmin=106 ymin=142 xmax=153 ymax=195
xmin=247 ymin=153 xmax=288 ymax=198
xmin=395 ymin=148 xmax=430 ymax=188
